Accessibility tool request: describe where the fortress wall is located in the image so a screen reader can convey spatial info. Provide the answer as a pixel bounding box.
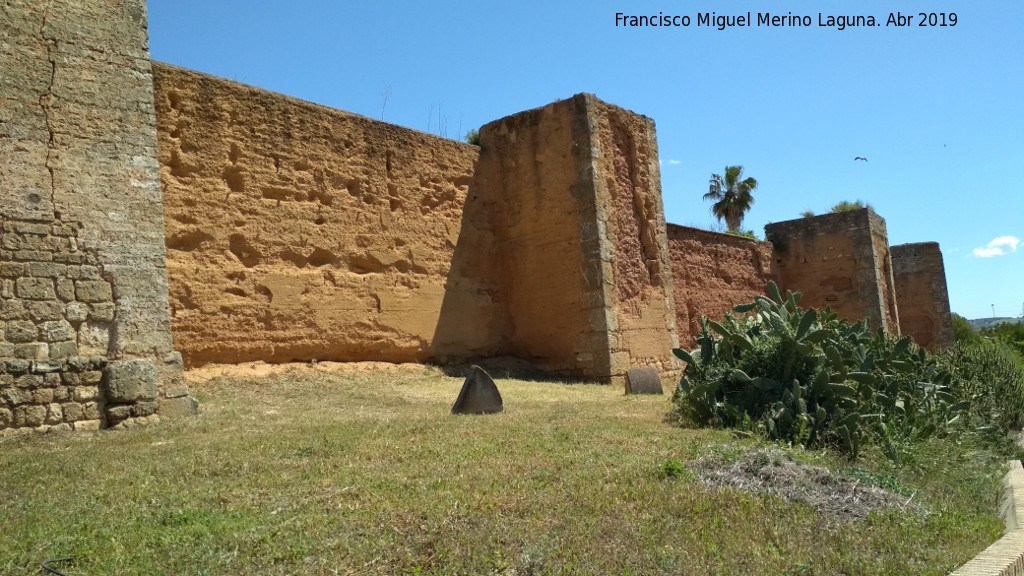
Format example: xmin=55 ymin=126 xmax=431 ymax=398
xmin=765 ymin=209 xmax=898 ymax=333
xmin=891 ymin=242 xmax=953 ymax=350
xmin=475 ymin=96 xmax=600 ymax=377
xmin=0 ymin=0 xmax=192 ymax=434
xmin=152 ymin=63 xmax=505 ymax=367
xmin=667 ymin=225 xmax=777 ymax=348
xmin=592 ymin=101 xmax=678 ymax=378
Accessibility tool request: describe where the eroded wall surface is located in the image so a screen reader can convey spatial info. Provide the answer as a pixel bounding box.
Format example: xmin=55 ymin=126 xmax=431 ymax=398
xmin=592 ymin=101 xmax=678 ymax=378
xmin=891 ymin=242 xmax=953 ymax=350
xmin=475 ymin=95 xmax=678 ymax=382
xmin=476 ymin=96 xmax=597 ymax=377
xmin=667 ymin=225 xmax=777 ymax=348
xmin=1 ymin=0 xmax=192 ymax=434
xmin=765 ymin=209 xmax=898 ymax=333
xmin=153 ymin=64 xmax=503 ymax=366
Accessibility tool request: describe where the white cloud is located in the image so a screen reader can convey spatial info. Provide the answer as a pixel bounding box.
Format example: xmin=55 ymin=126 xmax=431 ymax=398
xmin=668 ymin=159 xmax=681 ymax=165
xmin=972 ymin=236 xmax=1020 ymax=258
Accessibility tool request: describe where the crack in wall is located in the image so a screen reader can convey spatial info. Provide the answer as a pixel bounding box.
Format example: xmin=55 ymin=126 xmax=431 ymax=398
xmin=39 ymin=0 xmax=58 ymax=214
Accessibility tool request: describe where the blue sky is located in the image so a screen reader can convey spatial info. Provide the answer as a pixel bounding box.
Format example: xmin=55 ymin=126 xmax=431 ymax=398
xmin=147 ymin=0 xmax=1023 ymax=320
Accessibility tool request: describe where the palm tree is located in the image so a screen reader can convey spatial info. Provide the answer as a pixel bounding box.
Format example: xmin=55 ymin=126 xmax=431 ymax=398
xmin=704 ymin=165 xmax=758 ymax=233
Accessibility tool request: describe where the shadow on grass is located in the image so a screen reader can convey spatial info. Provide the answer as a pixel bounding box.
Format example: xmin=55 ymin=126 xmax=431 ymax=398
xmin=428 ymin=356 xmax=600 ymax=385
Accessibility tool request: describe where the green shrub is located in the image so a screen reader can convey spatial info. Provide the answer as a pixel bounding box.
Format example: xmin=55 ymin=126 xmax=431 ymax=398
xmin=951 ymin=313 xmax=979 ymax=345
xmin=941 ymin=340 xmax=1024 ymax=433
xmin=830 ymin=200 xmax=874 ymax=213
xmin=982 ymin=321 xmax=1024 ymax=360
xmin=673 ymin=282 xmax=966 ymax=461
xmin=726 ymin=228 xmax=758 ymax=239
xmin=464 ymin=129 xmax=480 ymax=145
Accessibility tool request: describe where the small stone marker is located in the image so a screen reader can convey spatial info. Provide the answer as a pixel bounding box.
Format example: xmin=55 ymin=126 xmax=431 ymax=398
xmin=451 ymin=365 xmax=503 ymax=415
xmin=625 ymin=367 xmax=663 ymax=395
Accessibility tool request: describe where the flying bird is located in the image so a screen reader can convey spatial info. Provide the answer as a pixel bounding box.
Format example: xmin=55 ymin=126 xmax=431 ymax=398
xmin=854 ymin=156 xmax=868 ymax=162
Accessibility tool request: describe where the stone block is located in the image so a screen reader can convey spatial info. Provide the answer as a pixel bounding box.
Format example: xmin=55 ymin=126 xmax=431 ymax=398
xmin=43 ymin=372 xmax=61 ymax=386
xmin=159 ymin=395 xmax=199 ymax=419
xmin=4 ymin=359 xmax=30 ymax=374
xmin=53 ymin=386 xmax=69 ymax=401
xmin=1 ymin=388 xmax=31 ymax=405
xmin=50 ymin=224 xmax=76 ymax=237
xmin=40 ymin=320 xmax=75 ymax=343
xmin=15 ymin=374 xmax=42 ymax=389
xmin=83 ymin=402 xmax=101 ymax=420
xmin=47 ymin=423 xmax=73 ymax=433
xmin=14 ymin=250 xmax=52 ymax=262
xmin=82 ymin=370 xmax=103 ymax=385
xmin=0 ymin=299 xmax=29 ymax=320
xmin=62 ymin=402 xmax=84 ymax=422
xmin=16 ymin=277 xmax=55 ymax=300
xmin=103 ymin=358 xmax=158 ymax=403
xmin=74 ymin=419 xmax=101 ymax=431
xmin=48 ymin=341 xmax=78 ymax=358
xmin=32 ymin=388 xmax=54 ymax=404
xmin=62 ymin=372 xmax=81 ymax=386
xmin=5 ymin=321 xmax=37 ymax=343
xmin=132 ymin=401 xmax=159 ymax=417
xmin=0 ymin=262 xmax=24 ymax=278
xmin=18 ymin=405 xmax=46 ymax=427
xmin=0 ymin=407 xmax=11 ymax=428
xmin=609 ymin=351 xmax=632 ymax=373
xmin=77 ymin=322 xmax=110 ymax=356
xmin=67 ymin=356 xmax=90 ymax=372
xmin=45 ymin=403 xmax=63 ymax=425
xmin=89 ymin=303 xmax=116 ymax=323
xmin=56 ymin=278 xmax=76 ymax=301
xmin=75 ymin=281 xmax=113 ymax=303
xmin=66 ymin=265 xmax=100 ymax=281
xmin=27 ymin=300 xmax=64 ymax=321
xmin=164 ymin=385 xmax=189 ymax=399
xmin=0 ymin=280 xmax=13 ymax=299
xmin=451 ymin=365 xmax=503 ymax=415
xmin=14 ymin=342 xmax=49 ymax=359
xmin=26 ymin=262 xmax=65 ymax=278
xmin=31 ymin=359 xmax=63 ymax=373
xmin=106 ymin=404 xmax=132 ymax=425
xmin=65 ymin=301 xmax=90 ymax=323
xmin=72 ymin=386 xmax=97 ymax=402
xmin=12 ymin=222 xmax=50 ymax=236
xmin=625 ymin=367 xmax=664 ymax=395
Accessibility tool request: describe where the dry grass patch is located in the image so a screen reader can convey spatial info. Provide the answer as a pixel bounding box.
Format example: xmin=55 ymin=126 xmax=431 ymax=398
xmin=0 ymin=363 xmax=1007 ymax=575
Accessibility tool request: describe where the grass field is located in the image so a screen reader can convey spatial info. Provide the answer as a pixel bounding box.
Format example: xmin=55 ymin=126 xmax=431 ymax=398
xmin=0 ymin=363 xmax=1009 ymax=575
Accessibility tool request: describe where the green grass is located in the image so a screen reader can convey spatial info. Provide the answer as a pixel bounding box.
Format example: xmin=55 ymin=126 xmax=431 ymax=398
xmin=0 ymin=364 xmax=1009 ymax=575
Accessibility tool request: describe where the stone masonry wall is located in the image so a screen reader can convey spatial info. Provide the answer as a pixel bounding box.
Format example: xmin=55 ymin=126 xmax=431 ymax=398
xmin=891 ymin=242 xmax=954 ymax=350
xmin=153 ymin=63 xmax=503 ymax=366
xmin=667 ymin=224 xmax=777 ymax=349
xmin=1 ymin=0 xmax=194 ymax=434
xmin=592 ymin=100 xmax=678 ymax=379
xmin=765 ymin=209 xmax=899 ymax=333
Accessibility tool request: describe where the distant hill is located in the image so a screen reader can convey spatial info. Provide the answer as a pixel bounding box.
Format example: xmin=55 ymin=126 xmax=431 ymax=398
xmin=967 ymin=317 xmax=1024 ymax=330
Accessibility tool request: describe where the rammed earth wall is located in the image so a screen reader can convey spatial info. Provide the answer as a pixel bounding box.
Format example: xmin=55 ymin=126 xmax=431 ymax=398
xmin=2 ymin=0 xmax=956 ymax=415
xmin=152 ymin=63 xmax=502 ymax=367
xmin=765 ymin=209 xmax=900 ymax=334
xmin=891 ymin=242 xmax=954 ymax=350
xmin=667 ymin=225 xmax=778 ymax=348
